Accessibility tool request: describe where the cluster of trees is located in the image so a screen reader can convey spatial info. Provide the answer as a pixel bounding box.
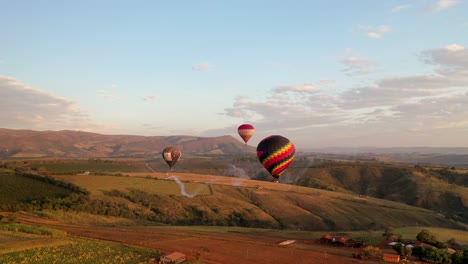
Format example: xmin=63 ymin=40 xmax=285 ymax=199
xmin=104 ymin=189 xmax=277 ymax=228
xmin=3 ymin=171 xmax=278 ymax=228
xmin=384 ymin=228 xmax=468 ymax=264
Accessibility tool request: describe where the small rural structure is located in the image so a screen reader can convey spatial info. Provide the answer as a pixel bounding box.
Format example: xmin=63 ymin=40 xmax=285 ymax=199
xmin=382 ymin=253 xmax=400 ymax=263
xmin=278 ymin=240 xmax=296 ymax=246
xmin=159 ymin=252 xmax=186 ymax=264
xmin=319 ymin=234 xmax=364 ymax=248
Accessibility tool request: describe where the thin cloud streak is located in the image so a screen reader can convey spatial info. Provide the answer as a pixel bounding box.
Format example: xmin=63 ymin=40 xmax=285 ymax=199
xmin=192 ymin=62 xmax=215 ymax=71
xmin=390 ymin=4 xmax=412 ymax=13
xmin=220 ymin=44 xmax=468 ymax=147
xmin=430 ymin=0 xmax=459 ymax=11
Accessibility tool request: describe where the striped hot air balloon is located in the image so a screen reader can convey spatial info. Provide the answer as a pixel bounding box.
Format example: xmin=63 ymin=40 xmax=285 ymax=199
xmin=237 ymin=124 xmax=255 ymax=144
xmin=256 ymin=135 xmax=295 ymax=180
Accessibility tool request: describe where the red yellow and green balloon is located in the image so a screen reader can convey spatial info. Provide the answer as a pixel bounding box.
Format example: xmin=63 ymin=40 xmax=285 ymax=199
xmin=256 ymin=135 xmax=295 ymax=179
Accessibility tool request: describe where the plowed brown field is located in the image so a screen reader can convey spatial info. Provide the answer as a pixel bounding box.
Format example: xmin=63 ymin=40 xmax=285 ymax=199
xmin=17 ymin=214 xmax=373 ymax=264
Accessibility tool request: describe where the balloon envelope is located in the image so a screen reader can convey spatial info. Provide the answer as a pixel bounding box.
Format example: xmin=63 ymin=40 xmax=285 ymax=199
xmin=162 ymin=147 xmax=181 ymax=170
xmin=256 ymin=135 xmax=295 ymax=179
xmin=238 ymin=124 xmax=255 ymax=144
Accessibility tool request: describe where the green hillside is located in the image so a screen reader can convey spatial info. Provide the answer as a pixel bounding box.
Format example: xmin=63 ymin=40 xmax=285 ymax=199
xmin=282 ymin=162 xmax=468 ymax=223
xmin=31 ymin=173 xmax=468 ymax=231
xmin=1 ymin=158 xmax=467 ymax=231
xmin=0 ymin=173 xmax=73 ymax=208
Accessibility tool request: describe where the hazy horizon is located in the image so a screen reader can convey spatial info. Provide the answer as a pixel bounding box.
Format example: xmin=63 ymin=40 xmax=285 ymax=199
xmin=1 ymin=1 xmax=467 ymax=149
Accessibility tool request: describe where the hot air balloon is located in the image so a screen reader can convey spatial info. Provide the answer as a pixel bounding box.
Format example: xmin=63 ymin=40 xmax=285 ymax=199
xmin=256 ymin=135 xmax=295 ymax=180
xmin=162 ymin=146 xmax=181 ymax=171
xmin=237 ymin=124 xmax=255 ymax=144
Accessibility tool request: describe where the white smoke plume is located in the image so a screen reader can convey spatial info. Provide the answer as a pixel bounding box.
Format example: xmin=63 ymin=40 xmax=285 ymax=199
xmin=166 ymin=175 xmax=207 ymax=198
xmin=223 ymin=165 xmax=251 ymax=186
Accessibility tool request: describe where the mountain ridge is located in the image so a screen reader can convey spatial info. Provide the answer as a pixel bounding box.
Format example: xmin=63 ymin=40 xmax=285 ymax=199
xmin=0 ymin=128 xmax=254 ymax=158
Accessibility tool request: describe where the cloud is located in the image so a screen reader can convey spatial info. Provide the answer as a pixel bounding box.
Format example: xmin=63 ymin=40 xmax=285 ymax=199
xmin=220 ymin=44 xmax=468 ymax=147
xmin=341 ymin=56 xmax=373 ymax=76
xmin=273 ymin=83 xmax=319 ymax=93
xmin=390 ymin=4 xmax=412 ymax=12
xmin=357 ymin=25 xmax=391 ymax=39
xmin=143 ymin=95 xmax=160 ymax=103
xmin=340 ymin=45 xmax=468 ymax=109
xmin=422 ymin=44 xmax=468 ymax=68
xmin=0 ymin=75 xmax=105 ymax=132
xmin=430 ymin=0 xmax=459 ymax=11
xmin=97 ymin=89 xmax=121 ymax=101
xmin=192 ymin=62 xmax=215 ymax=71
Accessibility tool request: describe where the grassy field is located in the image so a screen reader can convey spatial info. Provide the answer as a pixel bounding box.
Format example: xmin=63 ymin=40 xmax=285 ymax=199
xmin=33 ymin=210 xmax=140 ymax=226
xmin=0 ymin=222 xmax=67 ymax=237
xmin=0 ymin=173 xmax=72 ymax=205
xmin=28 ymin=160 xmax=148 ymax=174
xmin=53 ymin=174 xmax=212 ymax=198
xmin=394 ymin=226 xmax=468 ymax=245
xmin=49 ymin=172 xmax=463 ymax=231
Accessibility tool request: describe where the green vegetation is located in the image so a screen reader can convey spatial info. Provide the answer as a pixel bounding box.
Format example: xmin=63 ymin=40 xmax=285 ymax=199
xmin=0 ymin=221 xmax=160 ymax=263
xmin=0 ymin=222 xmax=67 ymax=237
xmin=394 ymin=227 xmax=468 ymax=245
xmin=0 ymin=236 xmax=159 ymax=264
xmin=28 ymin=159 xmax=148 ymax=174
xmin=1 ymin=158 xmax=467 ymax=232
xmin=0 ymin=172 xmax=74 ymax=207
xmin=53 ymin=174 xmax=212 ymax=197
xmin=287 ymin=162 xmax=468 ymax=223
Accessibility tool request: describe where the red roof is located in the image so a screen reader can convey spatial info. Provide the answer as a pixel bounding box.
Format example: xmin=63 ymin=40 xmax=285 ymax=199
xmin=415 ymin=242 xmax=433 ymax=247
xmin=162 ymin=252 xmax=186 ymax=261
xmin=383 ymin=253 xmax=400 ymax=263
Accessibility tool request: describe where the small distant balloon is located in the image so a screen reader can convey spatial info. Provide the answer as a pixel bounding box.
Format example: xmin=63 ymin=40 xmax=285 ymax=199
xmin=256 ymin=135 xmax=295 ymax=180
xmin=237 ymin=124 xmax=255 ymax=144
xmin=162 ymin=146 xmax=181 ymax=171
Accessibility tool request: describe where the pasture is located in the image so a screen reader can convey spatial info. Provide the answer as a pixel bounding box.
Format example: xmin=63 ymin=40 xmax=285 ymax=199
xmin=52 ymin=174 xmax=212 ymax=198
xmin=27 ymin=159 xmax=148 ymax=174
xmin=48 ymin=171 xmax=462 ymax=231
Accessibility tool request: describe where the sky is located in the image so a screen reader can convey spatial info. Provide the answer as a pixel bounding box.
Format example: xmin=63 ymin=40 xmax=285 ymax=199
xmin=1 ymin=0 xmax=468 ymax=149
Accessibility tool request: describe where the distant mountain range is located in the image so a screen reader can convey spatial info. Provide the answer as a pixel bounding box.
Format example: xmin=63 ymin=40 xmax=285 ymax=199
xmin=316 ymin=147 xmax=468 ymax=155
xmin=2 ymin=129 xmax=468 ymax=167
xmin=0 ymin=128 xmax=254 ymax=158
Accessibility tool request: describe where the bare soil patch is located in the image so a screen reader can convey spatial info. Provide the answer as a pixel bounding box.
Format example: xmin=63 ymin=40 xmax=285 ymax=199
xmin=16 ymin=214 xmax=373 ymax=264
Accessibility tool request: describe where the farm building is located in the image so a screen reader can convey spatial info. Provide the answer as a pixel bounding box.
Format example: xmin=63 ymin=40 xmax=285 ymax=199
xmin=160 ymin=252 xmax=186 ymax=264
xmin=319 ymin=234 xmax=363 ymax=248
xmin=415 ymin=242 xmax=433 ymax=248
xmin=320 ymin=234 xmax=333 ymax=243
xmin=382 ymin=253 xmax=400 ymax=263
xmin=319 ymin=234 xmax=349 ymax=245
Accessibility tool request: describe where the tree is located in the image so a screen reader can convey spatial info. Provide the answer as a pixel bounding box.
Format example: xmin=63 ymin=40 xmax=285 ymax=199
xmin=447 ymin=238 xmax=462 ymax=250
xmin=392 ymin=243 xmax=404 ymax=256
xmin=412 ymin=246 xmax=426 ymax=260
xmin=362 ymin=245 xmax=382 ymax=260
xmin=383 ymin=226 xmax=395 ymax=239
xmin=417 ymin=229 xmax=438 ymax=245
xmin=451 ymin=252 xmax=463 ymax=264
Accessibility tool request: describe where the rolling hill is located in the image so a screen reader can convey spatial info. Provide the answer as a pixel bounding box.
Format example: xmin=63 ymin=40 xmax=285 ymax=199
xmin=0 ymin=170 xmax=464 ymax=232
xmin=0 ymin=128 xmax=253 ymax=158
xmin=286 ymin=162 xmax=468 ymax=224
